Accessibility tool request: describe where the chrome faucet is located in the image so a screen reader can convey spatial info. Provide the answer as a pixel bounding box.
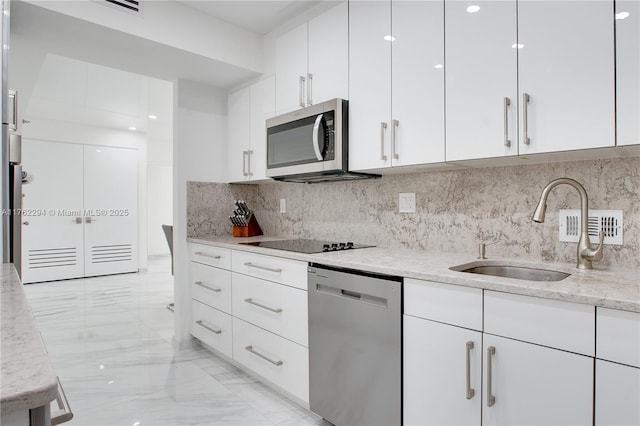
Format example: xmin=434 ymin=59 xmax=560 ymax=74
xmin=532 ymin=177 xmax=604 ymax=270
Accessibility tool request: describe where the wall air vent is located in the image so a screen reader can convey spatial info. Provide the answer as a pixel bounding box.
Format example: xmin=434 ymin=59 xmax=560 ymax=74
xmin=27 ymin=247 xmax=78 ymax=269
xmin=91 ymin=244 xmax=133 ymax=264
xmin=96 ymin=0 xmax=143 ymax=16
xmin=558 ymin=210 xmax=623 ymax=245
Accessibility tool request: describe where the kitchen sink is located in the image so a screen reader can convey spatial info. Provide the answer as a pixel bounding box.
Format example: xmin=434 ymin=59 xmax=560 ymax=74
xmin=450 ymin=262 xmax=571 ymax=282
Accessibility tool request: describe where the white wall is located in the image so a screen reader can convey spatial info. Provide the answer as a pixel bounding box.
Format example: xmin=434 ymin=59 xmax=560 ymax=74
xmin=22 ymin=119 xmax=149 ymax=269
xmin=173 ymin=79 xmax=228 ymax=348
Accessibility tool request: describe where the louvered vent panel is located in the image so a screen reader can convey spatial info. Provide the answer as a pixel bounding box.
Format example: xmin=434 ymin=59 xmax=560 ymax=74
xmin=559 ymin=210 xmax=623 ymax=245
xmin=28 ymin=248 xmax=78 ymax=269
xmin=91 ymin=244 xmax=133 ymax=264
xmin=96 ymin=0 xmax=143 ymax=15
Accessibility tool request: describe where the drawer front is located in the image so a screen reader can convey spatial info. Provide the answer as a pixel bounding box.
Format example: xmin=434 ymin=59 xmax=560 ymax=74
xmin=404 ymin=278 xmax=483 ymax=330
xmin=190 ymin=243 xmax=231 ymax=269
xmin=232 ymin=273 xmax=308 ymax=346
xmin=191 ymin=300 xmax=233 ymax=358
xmin=190 ymin=262 xmax=232 ymax=314
xmin=233 ymin=317 xmax=309 ymax=403
xmin=484 ymin=291 xmax=595 ymax=356
xmin=232 ymin=251 xmax=307 ymax=290
xmin=596 ymin=307 xmax=640 ymax=367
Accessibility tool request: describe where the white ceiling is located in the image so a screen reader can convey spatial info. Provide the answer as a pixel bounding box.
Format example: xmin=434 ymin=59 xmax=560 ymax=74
xmin=176 ymin=1 xmax=322 ymax=34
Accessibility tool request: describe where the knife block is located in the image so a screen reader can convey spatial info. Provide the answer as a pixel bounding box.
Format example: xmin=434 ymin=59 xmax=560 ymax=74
xmin=232 ymin=215 xmax=263 ymax=237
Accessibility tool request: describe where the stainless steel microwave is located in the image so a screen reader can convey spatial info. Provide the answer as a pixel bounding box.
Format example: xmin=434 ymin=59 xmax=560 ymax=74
xmin=266 ymin=98 xmax=379 ymax=183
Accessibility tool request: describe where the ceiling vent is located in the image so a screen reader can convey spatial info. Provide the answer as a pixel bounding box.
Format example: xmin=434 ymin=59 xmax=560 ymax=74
xmin=558 ymin=210 xmax=623 ymax=245
xmin=96 ymin=0 xmax=143 ymax=16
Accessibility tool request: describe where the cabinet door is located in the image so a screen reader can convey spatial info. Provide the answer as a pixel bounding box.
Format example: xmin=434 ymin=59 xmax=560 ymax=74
xmin=404 ymin=315 xmax=481 ymax=426
xmin=83 ymin=145 xmax=138 ymax=277
xmin=518 ymin=0 xmax=615 ymax=154
xmin=308 ymin=1 xmax=349 ymax=105
xmin=615 ymin=0 xmax=639 ymax=146
xmin=227 ymin=87 xmax=251 ymax=183
xmin=21 ymin=140 xmax=85 ymax=283
xmin=392 ymin=0 xmax=445 ymax=166
xmin=249 ymin=76 xmax=275 ymax=181
xmin=482 ymin=334 xmax=593 ymax=426
xmin=348 ymin=0 xmax=392 ymax=171
xmin=445 ymin=0 xmax=518 ymax=161
xmin=275 ymin=22 xmax=308 ymax=115
xmin=595 ymin=360 xmax=640 ymax=425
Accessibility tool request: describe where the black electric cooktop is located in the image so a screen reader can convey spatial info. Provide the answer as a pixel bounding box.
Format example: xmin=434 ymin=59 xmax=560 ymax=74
xmin=239 ymin=239 xmax=374 ymax=254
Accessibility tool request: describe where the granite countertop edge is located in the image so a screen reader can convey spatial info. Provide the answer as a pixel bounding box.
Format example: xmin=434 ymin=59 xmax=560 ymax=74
xmin=189 ymin=235 xmax=640 ymax=313
xmin=1 ymin=264 xmax=59 ymax=416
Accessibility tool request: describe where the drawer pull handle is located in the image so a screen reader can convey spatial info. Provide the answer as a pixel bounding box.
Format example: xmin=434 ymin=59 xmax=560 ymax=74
xmin=196 ymin=320 xmax=222 ymax=334
xmin=243 ymin=262 xmax=282 ymax=273
xmin=244 ymin=298 xmax=283 ymax=314
xmin=487 ymin=346 xmax=496 ymax=407
xmin=195 ymin=251 xmax=221 ymax=260
xmin=465 ymin=341 xmax=475 ymax=400
xmin=245 ymin=345 xmax=283 ymax=366
xmin=195 ymin=281 xmax=221 ymax=293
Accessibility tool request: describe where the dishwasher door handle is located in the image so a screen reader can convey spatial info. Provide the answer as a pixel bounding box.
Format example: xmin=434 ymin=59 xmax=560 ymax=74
xmin=316 ymin=283 xmax=388 ymax=308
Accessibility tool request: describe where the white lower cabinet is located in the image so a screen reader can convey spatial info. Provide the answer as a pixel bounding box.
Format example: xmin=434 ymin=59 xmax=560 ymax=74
xmin=191 ymin=300 xmax=233 ymax=358
xmin=232 ymin=317 xmax=309 ymax=403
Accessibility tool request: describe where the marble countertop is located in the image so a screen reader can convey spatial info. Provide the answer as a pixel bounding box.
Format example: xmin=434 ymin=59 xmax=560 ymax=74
xmin=1 ymin=264 xmax=58 ymax=415
xmin=191 ymin=236 xmax=640 ymax=313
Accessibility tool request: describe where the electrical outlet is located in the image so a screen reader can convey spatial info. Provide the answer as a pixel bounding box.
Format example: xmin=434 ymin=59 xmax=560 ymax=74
xmin=399 ymin=193 xmax=416 ymax=213
xmin=280 ymin=198 xmax=286 ymax=214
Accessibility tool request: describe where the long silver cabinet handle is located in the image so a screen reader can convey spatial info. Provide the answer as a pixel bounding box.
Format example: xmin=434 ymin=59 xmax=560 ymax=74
xmin=503 ymin=97 xmax=511 ymax=147
xmin=380 ymin=122 xmax=388 ymax=161
xmin=196 ymin=320 xmax=222 ymax=334
xmin=245 ymin=345 xmax=283 ymax=366
xmin=195 ymin=281 xmax=221 ymax=292
xmin=247 ymin=149 xmax=253 ymax=177
xmin=523 ymin=93 xmax=531 ymax=145
xmin=244 ymin=298 xmax=283 ymax=313
xmin=299 ymin=76 xmax=306 ymax=108
xmin=307 ymin=73 xmax=313 ymax=106
xmin=487 ymin=346 xmax=496 ymax=407
xmin=243 ymin=262 xmax=282 ymax=273
xmin=51 ymin=377 xmax=73 ymax=425
xmin=466 ymin=341 xmax=475 ymax=400
xmin=392 ymin=119 xmax=399 ymax=159
xmin=195 ymin=251 xmax=221 ymax=260
xmin=242 ymin=150 xmax=248 ymax=176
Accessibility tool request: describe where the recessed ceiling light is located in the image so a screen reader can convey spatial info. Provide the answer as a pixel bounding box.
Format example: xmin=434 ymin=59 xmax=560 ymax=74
xmin=383 ymin=35 xmax=395 ymax=42
xmin=148 ymin=114 xmax=157 ymax=120
xmin=434 ymin=64 xmax=443 ymax=69
xmin=466 ymin=5 xmax=480 ymax=13
xmin=512 ymin=43 xmax=525 ymax=49
xmin=615 ymin=11 xmax=630 ymax=20
xmin=128 ymin=126 xmax=137 ymax=131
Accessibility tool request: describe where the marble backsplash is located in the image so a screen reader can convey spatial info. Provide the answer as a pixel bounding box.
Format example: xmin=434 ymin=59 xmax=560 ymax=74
xmin=187 ymin=157 xmax=639 ymax=270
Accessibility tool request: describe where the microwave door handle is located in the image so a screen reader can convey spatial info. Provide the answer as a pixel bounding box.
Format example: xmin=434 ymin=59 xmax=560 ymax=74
xmin=312 ymin=114 xmax=324 ymax=161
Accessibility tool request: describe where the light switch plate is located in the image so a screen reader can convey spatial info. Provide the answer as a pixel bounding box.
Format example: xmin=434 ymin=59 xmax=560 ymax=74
xmin=279 ymin=198 xmax=286 ymax=214
xmin=399 ymin=193 xmax=416 ymax=213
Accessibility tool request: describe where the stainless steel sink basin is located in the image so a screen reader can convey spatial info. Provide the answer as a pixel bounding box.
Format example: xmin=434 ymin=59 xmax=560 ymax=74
xmin=451 ymin=263 xmax=570 ymax=282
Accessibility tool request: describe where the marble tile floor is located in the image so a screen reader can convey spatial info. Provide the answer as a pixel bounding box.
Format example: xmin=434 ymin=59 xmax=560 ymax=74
xmin=23 ymin=257 xmax=324 ymax=426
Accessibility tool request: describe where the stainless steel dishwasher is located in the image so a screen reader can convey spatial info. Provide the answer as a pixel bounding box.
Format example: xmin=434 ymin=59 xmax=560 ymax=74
xmin=308 ymin=263 xmax=402 ymax=426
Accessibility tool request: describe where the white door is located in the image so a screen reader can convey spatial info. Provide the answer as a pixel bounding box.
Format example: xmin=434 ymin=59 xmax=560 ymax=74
xmin=392 ymin=0 xmax=445 ymax=166
xmin=615 ymin=0 xmax=639 ymax=146
xmin=275 ymin=22 xmax=308 ymax=115
xmin=83 ymin=145 xmax=138 ymax=277
xmin=227 ymin=87 xmax=251 ymax=183
xmin=404 ymin=315 xmax=481 ymax=426
xmin=308 ymin=1 xmax=349 ymax=104
xmin=21 ymin=140 xmax=84 ymax=283
xmin=249 ymin=76 xmax=275 ymax=181
xmin=482 ymin=334 xmax=594 ymax=425
xmin=445 ymin=0 xmax=518 ymax=161
xmin=348 ymin=0 xmax=392 ymax=171
xmin=595 ymin=360 xmax=640 ymax=425
xmin=518 ymin=0 xmax=615 ymax=154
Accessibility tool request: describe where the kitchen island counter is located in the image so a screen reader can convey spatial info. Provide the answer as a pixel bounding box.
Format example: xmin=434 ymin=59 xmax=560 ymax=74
xmin=190 ymin=236 xmax=640 ymax=313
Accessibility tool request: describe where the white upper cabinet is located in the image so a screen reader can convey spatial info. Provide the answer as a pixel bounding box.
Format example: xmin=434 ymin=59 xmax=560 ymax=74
xmin=615 ymin=0 xmax=639 ymax=146
xmin=445 ymin=0 xmax=518 ymax=161
xmin=518 ymin=0 xmax=615 ymax=154
xmin=227 ymin=76 xmax=275 ymax=183
xmin=275 ymin=2 xmax=348 ymax=115
xmin=350 ymin=0 xmax=445 ymax=172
